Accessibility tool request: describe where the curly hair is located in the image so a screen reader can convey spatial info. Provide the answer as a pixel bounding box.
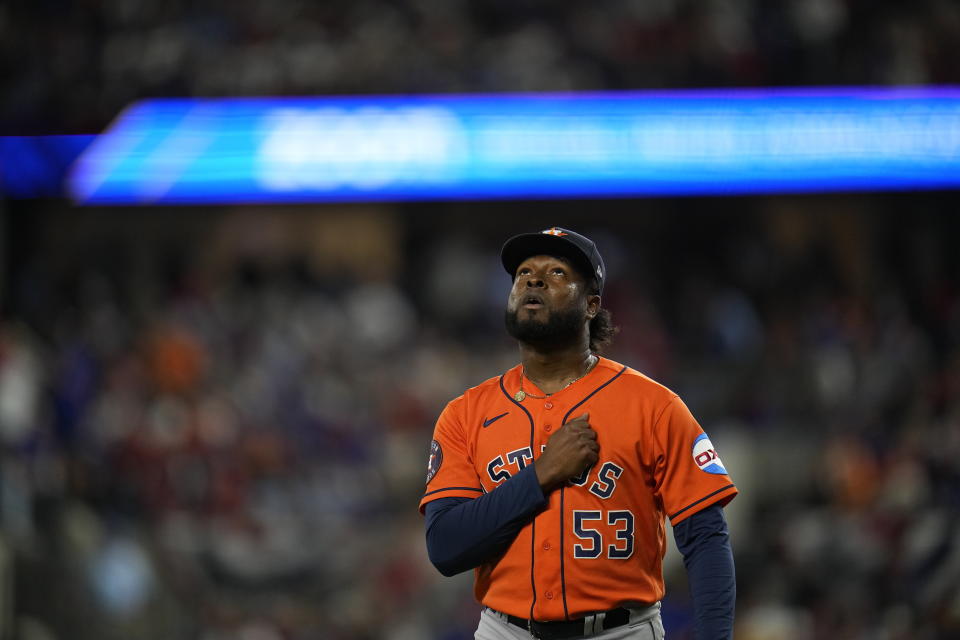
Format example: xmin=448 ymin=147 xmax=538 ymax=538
xmin=586 ymin=276 xmax=617 ymax=353
xmin=589 ymin=307 xmax=617 ymax=353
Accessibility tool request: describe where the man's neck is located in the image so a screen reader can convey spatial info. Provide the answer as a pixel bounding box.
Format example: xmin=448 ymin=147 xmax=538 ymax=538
xmin=519 ymin=342 xmax=596 ymax=395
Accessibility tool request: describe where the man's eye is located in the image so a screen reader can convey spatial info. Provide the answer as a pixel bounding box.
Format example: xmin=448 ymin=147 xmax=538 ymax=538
xmin=551 ymin=268 xmax=565 ymax=275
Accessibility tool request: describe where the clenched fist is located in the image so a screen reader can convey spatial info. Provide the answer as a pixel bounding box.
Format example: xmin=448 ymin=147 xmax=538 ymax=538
xmin=535 ymin=413 xmax=599 ymax=492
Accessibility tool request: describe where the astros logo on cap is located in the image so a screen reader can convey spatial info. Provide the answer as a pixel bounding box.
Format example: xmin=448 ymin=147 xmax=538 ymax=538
xmin=542 ymin=228 xmax=568 ymax=236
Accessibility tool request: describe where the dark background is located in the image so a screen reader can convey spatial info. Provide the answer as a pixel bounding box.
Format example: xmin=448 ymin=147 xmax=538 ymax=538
xmin=1 ymin=2 xmax=959 ymax=639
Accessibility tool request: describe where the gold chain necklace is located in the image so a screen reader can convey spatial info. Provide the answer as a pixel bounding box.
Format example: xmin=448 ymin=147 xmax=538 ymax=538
xmin=514 ymin=355 xmax=598 ymax=403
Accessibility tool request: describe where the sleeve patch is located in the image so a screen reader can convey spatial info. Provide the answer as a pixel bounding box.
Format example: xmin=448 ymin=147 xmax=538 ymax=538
xmin=692 ymin=433 xmax=727 ymax=475
xmin=426 ymin=439 xmax=443 ymax=484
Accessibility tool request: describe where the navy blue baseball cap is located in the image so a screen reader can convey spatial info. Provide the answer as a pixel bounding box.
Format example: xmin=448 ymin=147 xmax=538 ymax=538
xmin=501 ymin=227 xmax=605 ymax=294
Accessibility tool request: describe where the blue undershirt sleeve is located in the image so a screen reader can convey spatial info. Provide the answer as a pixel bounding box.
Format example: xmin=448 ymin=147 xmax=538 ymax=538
xmin=424 ymin=464 xmax=546 ymax=576
xmin=672 ymin=504 xmax=736 ymax=640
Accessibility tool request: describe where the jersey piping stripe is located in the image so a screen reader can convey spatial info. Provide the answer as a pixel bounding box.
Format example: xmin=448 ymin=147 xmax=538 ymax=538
xmin=559 ymin=365 xmax=628 ymax=620
xmin=668 ymin=484 xmax=737 ymax=521
xmin=499 ymin=374 xmax=539 ymax=621
xmin=560 ymin=365 xmax=628 ymax=425
xmin=422 ymin=486 xmax=484 ymax=498
xmin=559 ymin=486 xmax=568 ymax=620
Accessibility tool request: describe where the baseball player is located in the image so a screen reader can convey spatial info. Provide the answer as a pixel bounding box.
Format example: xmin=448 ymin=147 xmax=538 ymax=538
xmin=421 ymin=227 xmax=737 ymax=640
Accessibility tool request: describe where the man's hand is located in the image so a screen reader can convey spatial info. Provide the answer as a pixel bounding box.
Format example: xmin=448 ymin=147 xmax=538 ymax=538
xmin=534 ymin=413 xmax=599 ymax=491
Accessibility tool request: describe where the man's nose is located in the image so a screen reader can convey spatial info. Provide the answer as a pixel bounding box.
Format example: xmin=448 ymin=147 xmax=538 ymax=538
xmin=525 ymin=275 xmax=545 ymax=287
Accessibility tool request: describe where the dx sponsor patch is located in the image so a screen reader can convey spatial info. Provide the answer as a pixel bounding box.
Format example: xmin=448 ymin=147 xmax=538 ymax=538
xmin=692 ymin=433 xmax=727 ymax=475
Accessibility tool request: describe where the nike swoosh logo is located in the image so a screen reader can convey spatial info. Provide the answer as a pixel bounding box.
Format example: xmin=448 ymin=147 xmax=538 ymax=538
xmin=483 ymin=412 xmax=509 ymax=428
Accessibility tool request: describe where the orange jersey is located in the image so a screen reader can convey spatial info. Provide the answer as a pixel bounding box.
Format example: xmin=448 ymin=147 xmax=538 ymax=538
xmin=419 ymin=356 xmax=737 ymax=621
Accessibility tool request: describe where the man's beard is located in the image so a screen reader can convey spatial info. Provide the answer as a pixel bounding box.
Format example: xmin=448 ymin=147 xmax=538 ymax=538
xmin=505 ymin=304 xmax=585 ymax=349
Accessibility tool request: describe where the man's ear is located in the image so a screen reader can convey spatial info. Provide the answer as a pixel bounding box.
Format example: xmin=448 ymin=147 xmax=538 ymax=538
xmin=586 ymin=294 xmax=601 ymax=319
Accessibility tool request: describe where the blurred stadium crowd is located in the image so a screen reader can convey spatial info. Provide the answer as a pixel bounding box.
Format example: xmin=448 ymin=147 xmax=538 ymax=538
xmin=3 ymin=0 xmax=960 ymax=134
xmin=1 ymin=198 xmax=957 ymax=640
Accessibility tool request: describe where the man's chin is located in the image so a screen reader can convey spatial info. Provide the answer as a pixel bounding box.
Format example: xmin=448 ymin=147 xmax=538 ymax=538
xmin=505 ymin=305 xmax=584 ymax=347
xmin=516 ymin=313 xmax=548 ymax=328
xmin=506 ymin=314 xmax=546 ymax=336
xmin=514 ymin=327 xmax=548 ymax=342
xmin=508 ymin=319 xmax=565 ymax=347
